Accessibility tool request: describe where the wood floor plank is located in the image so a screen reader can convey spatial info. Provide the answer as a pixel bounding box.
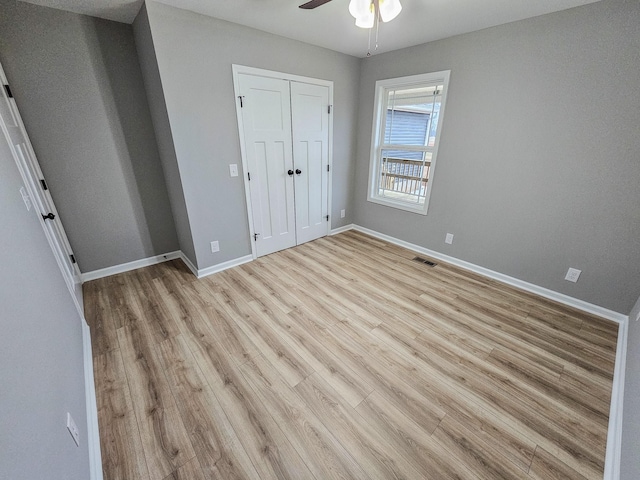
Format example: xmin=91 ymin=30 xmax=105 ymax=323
xmin=218 ymin=273 xmax=315 ymax=387
xmin=117 ymin=324 xmax=195 ymax=480
xmin=190 ymin=281 xmax=260 ymax=365
xmin=87 ymin=231 xmax=617 ymax=480
xmin=338 ymin=320 xmax=539 ymax=473
xmin=156 ymin=335 xmax=261 ymax=480
xmin=126 ymin=269 xmax=181 ymax=345
xmin=432 ymin=414 xmax=531 ymax=480
xmin=415 ymin=290 xmax=601 ymax=379
xmin=362 ymin=321 xmax=605 ymax=479
xmin=355 ymin=391 xmax=473 ymax=479
xmin=181 ymin=326 xmax=316 ymax=480
xmin=528 ymin=446 xmax=590 ymax=480
xmin=249 ymin=294 xmax=375 ymax=408
xmin=487 ymin=347 xmax=610 ymax=421
xmin=294 ymin=372 xmax=425 ymax=479
xmin=93 ymin=350 xmax=150 ymax=480
xmin=292 ymin=314 xmax=449 ymax=439
xmin=240 ymin=356 xmax=373 ymax=480
xmin=373 ymin=318 xmax=608 ymax=462
xmin=561 ymin=362 xmax=613 ymax=403
xmin=86 ymin=282 xmax=119 ymax=357
xmin=161 ymin=457 xmax=206 ymax=480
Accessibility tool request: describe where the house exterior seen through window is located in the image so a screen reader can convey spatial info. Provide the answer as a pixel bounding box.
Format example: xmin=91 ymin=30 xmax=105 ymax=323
xmin=367 ymin=71 xmax=451 ymax=215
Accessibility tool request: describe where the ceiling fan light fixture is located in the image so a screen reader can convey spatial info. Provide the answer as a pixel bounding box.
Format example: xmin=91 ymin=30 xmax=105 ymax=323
xmin=349 ymin=0 xmax=372 ymax=20
xmin=379 ymin=0 xmax=402 ymax=22
xmin=355 ymin=12 xmax=375 ymax=28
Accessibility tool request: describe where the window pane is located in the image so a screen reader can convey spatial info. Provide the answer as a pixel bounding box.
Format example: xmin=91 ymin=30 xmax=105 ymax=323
xmin=384 ymin=85 xmax=443 ymax=148
xmin=368 ymin=71 xmax=450 ymax=215
xmin=378 ymin=149 xmax=433 ymax=204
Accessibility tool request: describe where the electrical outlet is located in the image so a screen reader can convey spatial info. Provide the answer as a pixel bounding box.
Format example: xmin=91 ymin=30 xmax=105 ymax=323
xmin=66 ymin=412 xmax=80 ymax=447
xmin=229 ymin=164 xmax=238 ymax=177
xmin=565 ymin=268 xmax=581 ymax=283
xmin=340 ymin=209 xmax=345 ymax=218
xmin=445 ymin=233 xmax=454 ymax=245
xmin=210 ymin=241 xmax=220 ymax=253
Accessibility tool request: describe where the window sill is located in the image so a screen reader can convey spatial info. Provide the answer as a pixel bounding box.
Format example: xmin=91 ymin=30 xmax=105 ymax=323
xmin=367 ymin=195 xmax=428 ymax=215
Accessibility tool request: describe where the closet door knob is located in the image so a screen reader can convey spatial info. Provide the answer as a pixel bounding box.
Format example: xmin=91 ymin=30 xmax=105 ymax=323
xmin=287 ymin=169 xmax=294 ymax=176
xmin=295 ymin=169 xmax=302 ymax=175
xmin=42 ymin=212 xmax=55 ymax=221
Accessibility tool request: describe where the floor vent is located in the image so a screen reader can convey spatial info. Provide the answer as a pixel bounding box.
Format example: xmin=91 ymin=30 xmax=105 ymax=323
xmin=413 ymin=256 xmax=437 ymax=267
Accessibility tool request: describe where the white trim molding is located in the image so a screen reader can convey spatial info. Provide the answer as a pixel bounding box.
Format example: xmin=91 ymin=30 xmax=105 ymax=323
xmin=193 ymin=254 xmax=253 ymax=279
xmin=82 ymin=319 xmax=103 ymax=480
xmin=81 ymin=250 xmax=255 ymax=283
xmin=178 ymin=251 xmax=199 ymax=277
xmin=604 ymin=316 xmax=628 ymax=480
xmin=179 ymin=251 xmax=253 ymax=279
xmin=330 ymin=224 xmax=355 ymax=236
xmin=80 ymin=251 xmax=181 ymax=282
xmin=351 ymin=225 xmax=626 ymax=324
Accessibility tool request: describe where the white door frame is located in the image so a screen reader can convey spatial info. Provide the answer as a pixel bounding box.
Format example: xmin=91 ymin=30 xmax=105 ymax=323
xmin=232 ymin=64 xmax=334 ymax=259
xmin=0 ymin=61 xmax=84 ymax=316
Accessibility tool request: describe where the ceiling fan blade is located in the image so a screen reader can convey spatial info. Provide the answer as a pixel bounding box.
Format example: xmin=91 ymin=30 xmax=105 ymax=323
xmin=299 ymin=0 xmax=333 ymax=9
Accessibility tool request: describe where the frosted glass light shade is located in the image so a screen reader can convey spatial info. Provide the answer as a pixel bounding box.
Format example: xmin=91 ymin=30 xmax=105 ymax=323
xmin=379 ymin=0 xmax=402 ymax=22
xmin=355 ymin=13 xmax=375 ymax=28
xmin=349 ymin=0 xmax=371 ymax=18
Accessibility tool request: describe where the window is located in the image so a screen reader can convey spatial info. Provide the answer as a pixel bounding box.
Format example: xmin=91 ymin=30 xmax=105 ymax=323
xmin=367 ymin=71 xmax=451 ymax=215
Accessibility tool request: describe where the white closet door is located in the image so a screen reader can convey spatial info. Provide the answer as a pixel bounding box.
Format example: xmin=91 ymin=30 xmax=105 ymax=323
xmin=0 ymin=63 xmax=83 ymax=313
xmin=238 ymin=73 xmax=296 ymax=257
xmin=291 ymin=81 xmax=330 ymax=245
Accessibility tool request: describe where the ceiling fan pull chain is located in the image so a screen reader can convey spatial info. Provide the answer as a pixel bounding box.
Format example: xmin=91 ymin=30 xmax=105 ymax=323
xmin=367 ymin=23 xmax=372 ymax=56
xmin=374 ymin=8 xmax=380 ymax=53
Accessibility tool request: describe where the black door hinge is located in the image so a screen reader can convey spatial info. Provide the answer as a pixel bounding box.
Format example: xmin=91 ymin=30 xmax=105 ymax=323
xmin=247 ymin=172 xmax=251 ymax=181
xmin=70 ymin=254 xmax=76 ymax=264
xmin=326 ymin=215 xmax=329 ymax=221
xmin=328 ymin=105 xmax=332 ymax=114
xmin=40 ymin=179 xmax=48 ymax=190
xmin=4 ymin=84 xmax=13 ymax=98
xmin=327 ymin=165 xmax=330 ymax=172
xmin=253 ymin=233 xmax=260 ymax=241
xmin=238 ymin=95 xmax=244 ymax=108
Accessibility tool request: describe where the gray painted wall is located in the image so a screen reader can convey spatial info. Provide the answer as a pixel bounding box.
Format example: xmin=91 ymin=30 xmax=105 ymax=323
xmin=353 ymin=0 xmax=640 ymax=315
xmin=133 ymin=4 xmax=197 ymax=266
xmin=0 ymin=101 xmax=90 ymax=479
xmin=145 ymin=1 xmax=360 ymax=269
xmin=0 ymin=0 xmax=178 ymax=273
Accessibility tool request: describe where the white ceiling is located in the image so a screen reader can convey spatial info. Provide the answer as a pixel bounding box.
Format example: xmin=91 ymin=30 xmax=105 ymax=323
xmin=21 ymin=0 xmax=601 ymax=58
xmin=21 ymin=0 xmax=145 ymax=24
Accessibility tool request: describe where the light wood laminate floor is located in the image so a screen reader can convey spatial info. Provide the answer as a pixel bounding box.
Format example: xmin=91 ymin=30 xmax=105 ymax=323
xmin=85 ymin=231 xmax=618 ymax=480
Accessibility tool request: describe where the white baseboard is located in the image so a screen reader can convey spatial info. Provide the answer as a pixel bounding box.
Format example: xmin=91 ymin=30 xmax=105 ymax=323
xmin=81 ymin=250 xmax=255 ymax=283
xmin=330 ymin=223 xmax=355 ymax=236
xmin=193 ymin=254 xmax=253 ymax=279
xmin=82 ymin=319 xmax=103 ymax=480
xmin=178 ymin=251 xmax=199 ymax=277
xmin=81 ymin=251 xmax=181 ymax=282
xmin=350 ymin=225 xmax=627 ymax=324
xmin=604 ymin=317 xmax=628 ymax=480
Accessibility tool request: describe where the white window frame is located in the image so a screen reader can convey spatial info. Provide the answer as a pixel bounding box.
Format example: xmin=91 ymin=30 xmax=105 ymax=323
xmin=367 ymin=70 xmax=451 ymax=215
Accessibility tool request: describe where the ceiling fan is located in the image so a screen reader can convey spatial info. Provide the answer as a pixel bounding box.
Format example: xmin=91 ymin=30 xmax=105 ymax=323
xmin=299 ymin=0 xmax=403 ymax=29
xmin=299 ymin=0 xmax=333 ymax=9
